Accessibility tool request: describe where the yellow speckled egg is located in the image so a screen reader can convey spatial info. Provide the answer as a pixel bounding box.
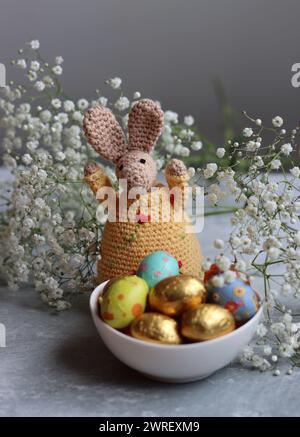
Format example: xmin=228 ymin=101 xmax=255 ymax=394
xmin=130 ymin=312 xmax=182 ymax=345
xmin=181 ymin=304 xmax=235 ymax=341
xmin=149 ymin=275 xmax=206 ymax=317
xmin=100 ymin=275 xmax=149 ymax=329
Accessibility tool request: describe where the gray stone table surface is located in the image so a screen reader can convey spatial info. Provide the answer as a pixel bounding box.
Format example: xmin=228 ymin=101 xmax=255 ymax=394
xmin=0 ymin=213 xmax=299 ymax=417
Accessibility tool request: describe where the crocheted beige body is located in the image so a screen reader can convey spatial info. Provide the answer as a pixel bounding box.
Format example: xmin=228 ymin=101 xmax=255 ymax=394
xmin=96 ymin=189 xmax=202 ymax=283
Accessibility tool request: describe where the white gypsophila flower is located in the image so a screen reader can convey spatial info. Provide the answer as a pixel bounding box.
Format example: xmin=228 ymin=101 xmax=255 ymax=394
xmin=114 ymin=96 xmax=130 ymax=111
xmin=216 ymin=147 xmax=225 ymax=158
xmin=282 ymin=284 xmax=291 ymax=294
xmin=180 ymin=146 xmax=190 ymax=157
xmin=179 ymin=129 xmax=194 ymax=140
xmin=16 ymin=59 xmax=27 ymax=69
xmin=294 ymin=232 xmax=300 ymax=246
xmin=108 ymin=77 xmax=122 ymax=89
xmin=51 ymin=98 xmax=62 ymax=109
xmin=256 ymin=118 xmax=262 ymax=126
xmin=133 ymin=91 xmax=141 ymax=99
xmin=187 ymin=167 xmax=195 ymax=177
xmin=191 ymin=141 xmax=202 ymax=151
xmin=203 ymin=163 xmax=218 ymax=179
xmin=279 ymin=343 xmax=295 ymax=358
xmin=77 ymin=99 xmax=89 ymax=110
xmin=281 ymin=143 xmax=293 ymax=156
xmin=56 ymin=112 xmax=68 ymax=124
xmin=243 ymin=127 xmax=253 ymax=137
xmin=98 ymin=96 xmax=108 ymax=107
xmin=184 ymin=115 xmax=194 ymax=126
xmin=43 ymin=75 xmax=54 ymax=87
xmin=27 ymin=71 xmax=37 ymax=82
xmin=272 ymin=116 xmax=283 ymax=128
xmin=29 ymin=39 xmax=40 ymax=50
xmin=230 ymin=235 xmax=241 ymax=249
xmin=246 ymin=140 xmax=260 ymax=152
xmin=30 ymin=61 xmax=40 ymax=71
xmin=211 ymin=275 xmax=224 ymax=288
xmin=254 ymin=156 xmax=264 ymax=167
xmin=215 ymin=255 xmax=231 ymax=272
xmin=208 ymin=183 xmax=225 ymax=202
xmin=72 ymin=111 xmax=83 ymax=122
xmin=164 ymin=111 xmax=178 ymax=124
xmin=257 ymin=323 xmax=268 ymax=337
xmin=55 ymin=56 xmax=64 ymax=65
xmin=263 ymin=345 xmax=272 ymax=356
xmin=264 ymin=200 xmax=277 ymax=215
xmin=55 ymin=151 xmax=65 ymax=161
xmin=267 ymin=247 xmax=280 ymax=260
xmin=165 ymin=143 xmax=174 ymax=153
xmin=52 ymin=65 xmax=63 ymax=75
xmin=270 ymin=159 xmax=281 ymax=170
xmin=3 ymin=155 xmax=17 ymax=169
xmin=214 ymin=239 xmax=224 ymax=249
xmin=207 ymin=193 xmax=218 ymax=204
xmin=22 ymin=154 xmax=32 ymax=165
xmin=290 ymin=166 xmax=300 ymax=178
xmin=63 ymin=100 xmax=75 ymax=112
xmin=39 ymin=109 xmax=52 ymax=123
xmin=34 ymin=81 xmax=45 ymax=92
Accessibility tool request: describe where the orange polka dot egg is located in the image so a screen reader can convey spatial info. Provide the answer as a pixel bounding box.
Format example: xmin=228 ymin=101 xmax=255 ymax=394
xmin=100 ymin=275 xmax=149 ymax=329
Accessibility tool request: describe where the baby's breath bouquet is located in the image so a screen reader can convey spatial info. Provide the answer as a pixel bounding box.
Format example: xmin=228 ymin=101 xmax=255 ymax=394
xmin=1 ymin=41 xmax=300 ymax=374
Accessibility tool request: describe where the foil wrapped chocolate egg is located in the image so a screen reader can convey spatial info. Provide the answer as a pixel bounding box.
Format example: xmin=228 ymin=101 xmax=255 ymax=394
xmin=149 ymin=275 xmax=206 ymax=316
xmin=100 ymin=275 xmax=149 ymax=329
xmin=130 ymin=312 xmax=182 ymax=345
xmin=137 ymin=251 xmax=179 ymax=288
xmin=181 ymin=304 xmax=235 ymax=341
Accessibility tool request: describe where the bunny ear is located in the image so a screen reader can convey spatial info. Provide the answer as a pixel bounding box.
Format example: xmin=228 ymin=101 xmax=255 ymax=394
xmin=128 ymin=99 xmax=164 ymax=153
xmin=83 ymin=106 xmax=126 ymax=163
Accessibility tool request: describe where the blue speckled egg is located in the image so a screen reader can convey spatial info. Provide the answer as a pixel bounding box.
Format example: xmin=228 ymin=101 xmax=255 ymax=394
xmin=137 ymin=251 xmax=179 ymax=288
xmin=208 ymin=277 xmax=259 ymax=322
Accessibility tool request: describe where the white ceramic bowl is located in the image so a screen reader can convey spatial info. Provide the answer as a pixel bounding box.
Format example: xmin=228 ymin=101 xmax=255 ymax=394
xmin=90 ymin=281 xmax=263 ymax=383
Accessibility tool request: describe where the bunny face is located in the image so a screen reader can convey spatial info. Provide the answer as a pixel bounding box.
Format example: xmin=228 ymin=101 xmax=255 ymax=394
xmin=116 ymin=150 xmax=157 ymax=191
xmin=83 ymin=99 xmax=164 ymax=192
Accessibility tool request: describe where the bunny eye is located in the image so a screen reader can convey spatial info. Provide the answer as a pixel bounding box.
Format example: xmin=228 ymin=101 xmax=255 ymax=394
xmin=119 ymin=164 xmax=124 ymax=171
xmin=139 ymin=159 xmax=146 ymax=164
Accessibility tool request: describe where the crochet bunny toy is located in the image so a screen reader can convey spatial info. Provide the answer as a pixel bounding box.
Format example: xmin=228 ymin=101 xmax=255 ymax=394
xmin=83 ymin=99 xmax=202 ymax=283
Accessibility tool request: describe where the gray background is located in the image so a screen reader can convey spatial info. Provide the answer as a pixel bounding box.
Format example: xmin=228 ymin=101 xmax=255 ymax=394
xmin=0 ymin=0 xmax=300 ymax=142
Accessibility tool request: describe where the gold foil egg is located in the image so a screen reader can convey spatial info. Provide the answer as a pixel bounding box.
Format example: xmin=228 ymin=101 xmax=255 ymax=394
xmin=149 ymin=275 xmax=207 ymax=317
xmin=181 ymin=304 xmax=235 ymax=341
xmin=130 ymin=312 xmax=182 ymax=345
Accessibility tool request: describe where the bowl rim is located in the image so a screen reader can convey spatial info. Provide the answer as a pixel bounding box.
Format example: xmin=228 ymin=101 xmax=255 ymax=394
xmin=90 ymin=280 xmax=264 ymax=350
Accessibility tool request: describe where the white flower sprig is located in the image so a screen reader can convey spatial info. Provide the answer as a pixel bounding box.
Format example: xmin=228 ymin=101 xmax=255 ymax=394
xmin=0 ymin=41 xmax=197 ymax=310
xmin=199 ymin=111 xmax=300 ymax=373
